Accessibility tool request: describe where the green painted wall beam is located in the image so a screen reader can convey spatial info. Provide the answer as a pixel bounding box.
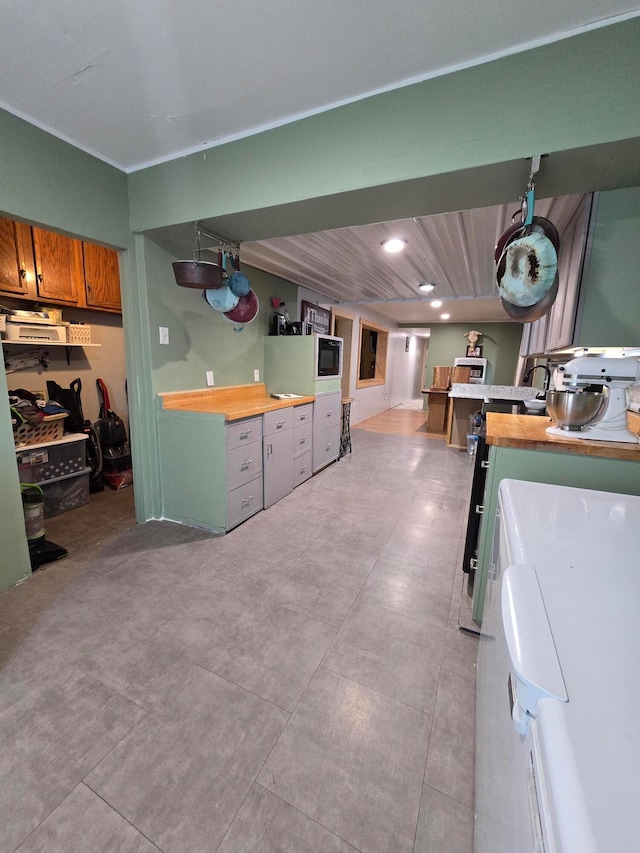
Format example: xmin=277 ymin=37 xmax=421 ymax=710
xmin=128 ymin=19 xmax=640 ymax=236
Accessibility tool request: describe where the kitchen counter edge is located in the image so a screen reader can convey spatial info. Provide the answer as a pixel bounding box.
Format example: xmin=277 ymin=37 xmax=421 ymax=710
xmin=485 ymin=412 xmax=640 ymax=462
xmin=158 ymin=385 xmax=315 ymax=421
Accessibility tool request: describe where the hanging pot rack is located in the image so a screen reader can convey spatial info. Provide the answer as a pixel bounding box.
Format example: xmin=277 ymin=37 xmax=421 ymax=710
xmin=193 ymin=222 xmax=240 ymax=258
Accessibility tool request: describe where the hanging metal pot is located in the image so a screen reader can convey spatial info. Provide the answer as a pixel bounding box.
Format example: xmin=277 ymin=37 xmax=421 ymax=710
xmin=497 ymin=230 xmax=558 ymax=307
xmin=496 ymin=187 xmax=559 ymax=309
xmin=173 ymin=228 xmax=223 ymax=289
xmin=500 ymin=271 xmax=559 ymax=323
xmin=202 ymin=284 xmax=239 ymax=312
xmin=223 ymin=289 xmax=259 ymax=324
xmin=495 ymin=214 xmax=559 ymax=263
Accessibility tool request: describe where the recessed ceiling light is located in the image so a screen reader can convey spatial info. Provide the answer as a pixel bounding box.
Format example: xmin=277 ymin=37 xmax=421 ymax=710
xmin=430 ymin=299 xmax=442 ymax=308
xmin=418 ymin=281 xmax=436 ymax=293
xmin=440 ymin=313 xmax=450 ymax=320
xmin=381 ymin=238 xmax=407 ymax=253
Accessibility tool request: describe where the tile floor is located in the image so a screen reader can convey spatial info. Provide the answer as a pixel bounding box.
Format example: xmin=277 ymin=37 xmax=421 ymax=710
xmin=0 ymin=428 xmax=478 ymax=853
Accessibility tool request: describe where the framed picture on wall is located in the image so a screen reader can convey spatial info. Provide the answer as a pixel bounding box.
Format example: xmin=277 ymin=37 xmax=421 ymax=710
xmin=466 ymin=345 xmax=483 ymax=357
xmin=301 ymin=300 xmax=331 ymax=334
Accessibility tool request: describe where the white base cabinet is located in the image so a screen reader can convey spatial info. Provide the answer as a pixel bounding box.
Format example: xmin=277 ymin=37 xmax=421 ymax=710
xmin=293 ymin=403 xmax=313 ymax=486
xmin=312 ymin=390 xmax=341 ymax=473
xmin=225 ymin=416 xmax=264 ymax=529
xmin=263 ymin=407 xmax=295 ymax=508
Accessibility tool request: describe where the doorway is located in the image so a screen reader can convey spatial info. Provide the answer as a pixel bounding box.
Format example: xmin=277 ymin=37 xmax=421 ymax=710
xmin=331 ymin=309 xmax=354 ymax=399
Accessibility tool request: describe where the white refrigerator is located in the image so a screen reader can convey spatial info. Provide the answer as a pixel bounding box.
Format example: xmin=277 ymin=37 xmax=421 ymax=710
xmin=475 ymin=479 xmax=640 ymax=852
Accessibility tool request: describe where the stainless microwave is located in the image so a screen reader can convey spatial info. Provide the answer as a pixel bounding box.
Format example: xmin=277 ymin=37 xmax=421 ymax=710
xmin=315 ymin=334 xmax=343 ymax=380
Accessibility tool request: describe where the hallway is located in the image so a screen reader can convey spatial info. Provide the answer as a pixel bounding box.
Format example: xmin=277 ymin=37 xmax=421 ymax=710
xmin=0 ymin=425 xmax=477 ymax=853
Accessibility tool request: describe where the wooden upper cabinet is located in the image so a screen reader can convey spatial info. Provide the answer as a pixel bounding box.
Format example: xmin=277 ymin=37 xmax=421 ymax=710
xmin=82 ymin=242 xmax=122 ymax=312
xmin=0 ymin=218 xmax=35 ymax=297
xmin=31 ymin=226 xmax=83 ymax=304
xmin=0 ymin=219 xmax=122 ymax=313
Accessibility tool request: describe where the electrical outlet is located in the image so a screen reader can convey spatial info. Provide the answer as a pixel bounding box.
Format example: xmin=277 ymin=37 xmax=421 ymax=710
xmin=159 ymin=326 xmax=169 ymax=345
xmin=254 ymin=369 xmax=260 ymax=382
xmin=206 ymin=371 xmax=214 ymax=386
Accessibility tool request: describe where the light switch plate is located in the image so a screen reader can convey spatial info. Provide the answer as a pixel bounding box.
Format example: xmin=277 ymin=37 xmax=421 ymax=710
xmin=159 ymin=326 xmax=169 ymax=345
xmin=206 ymin=371 xmax=214 ymax=386
xmin=254 ymin=369 xmax=260 ymax=382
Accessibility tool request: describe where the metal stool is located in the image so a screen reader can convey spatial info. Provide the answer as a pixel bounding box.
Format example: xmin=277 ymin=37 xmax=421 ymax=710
xmin=339 ymin=398 xmax=353 ymax=458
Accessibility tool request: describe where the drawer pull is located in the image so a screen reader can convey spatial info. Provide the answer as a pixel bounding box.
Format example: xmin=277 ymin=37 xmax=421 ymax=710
xmin=299 ymin=437 xmax=306 ymax=445
xmin=276 ymin=421 xmax=285 ymax=429
xmin=241 ymin=496 xmax=254 ymax=508
xmin=240 ymin=459 xmax=253 ymax=470
xmin=326 ymin=410 xmax=333 ymax=417
xmin=239 ymin=430 xmax=252 ymax=440
xmin=299 ymin=414 xmax=307 ymax=421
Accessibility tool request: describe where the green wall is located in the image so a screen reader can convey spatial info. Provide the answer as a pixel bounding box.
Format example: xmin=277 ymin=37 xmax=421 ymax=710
xmin=143 ymin=238 xmax=298 ymax=393
xmin=0 ymin=110 xmax=129 ymax=247
xmin=128 ymin=18 xmax=640 ymax=237
xmin=422 ymin=322 xmax=524 ymax=391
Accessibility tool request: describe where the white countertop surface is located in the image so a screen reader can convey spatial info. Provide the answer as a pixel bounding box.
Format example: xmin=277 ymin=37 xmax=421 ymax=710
xmin=449 ymin=383 xmax=534 ymax=401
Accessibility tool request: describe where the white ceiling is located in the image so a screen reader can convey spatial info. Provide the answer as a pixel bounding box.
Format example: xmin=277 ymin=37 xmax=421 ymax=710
xmin=2 ymin=2 xmax=637 ymax=326
xmin=1 ymin=1 xmax=638 ymax=173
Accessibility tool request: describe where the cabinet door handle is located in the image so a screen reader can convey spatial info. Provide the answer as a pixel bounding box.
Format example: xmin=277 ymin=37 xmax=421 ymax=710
xmin=299 ymin=437 xmax=306 ymax=445
xmin=241 ymin=496 xmax=253 ymax=507
xmin=481 ymin=460 xmax=490 ymax=469
xmin=267 ymin=443 xmax=273 ymax=457
xmin=239 ymin=430 xmax=252 ymax=440
xmin=240 ymin=459 xmax=253 ymax=470
xmin=299 ymin=465 xmax=306 ymax=474
xmin=475 ymin=504 xmax=484 ymax=515
xmin=19 ymin=266 xmax=27 ymax=279
xmin=325 ymin=442 xmax=331 ymax=451
xmin=326 ymin=410 xmax=333 ymax=417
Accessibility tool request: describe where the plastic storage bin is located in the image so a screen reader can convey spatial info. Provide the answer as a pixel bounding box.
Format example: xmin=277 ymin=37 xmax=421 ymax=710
xmin=41 ymin=468 xmax=91 ymax=517
xmin=16 ymin=434 xmax=88 ymax=483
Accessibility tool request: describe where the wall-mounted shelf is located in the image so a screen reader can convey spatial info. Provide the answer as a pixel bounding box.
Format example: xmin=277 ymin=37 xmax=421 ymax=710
xmin=2 ymin=341 xmax=100 ymax=347
xmin=2 ymin=339 xmax=101 ymax=371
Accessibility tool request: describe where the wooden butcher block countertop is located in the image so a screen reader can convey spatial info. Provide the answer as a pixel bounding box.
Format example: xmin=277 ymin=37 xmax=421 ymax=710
xmin=159 ymin=383 xmax=315 ymax=421
xmin=486 ymin=412 xmax=640 ymax=462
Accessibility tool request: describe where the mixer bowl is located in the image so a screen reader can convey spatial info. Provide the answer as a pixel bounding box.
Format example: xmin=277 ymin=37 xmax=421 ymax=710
xmin=546 ymin=390 xmax=606 ymax=430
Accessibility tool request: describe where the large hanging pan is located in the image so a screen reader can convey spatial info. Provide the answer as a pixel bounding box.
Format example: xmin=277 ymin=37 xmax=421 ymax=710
xmin=495 ymin=213 xmax=559 ymax=262
xmin=496 ymin=187 xmax=559 ymax=308
xmin=500 ymin=270 xmax=559 ymax=323
xmin=497 ymin=231 xmax=558 ymax=307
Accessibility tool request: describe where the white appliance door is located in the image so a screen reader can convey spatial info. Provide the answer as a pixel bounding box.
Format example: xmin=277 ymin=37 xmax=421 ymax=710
xmin=475 ymin=499 xmax=564 ymax=853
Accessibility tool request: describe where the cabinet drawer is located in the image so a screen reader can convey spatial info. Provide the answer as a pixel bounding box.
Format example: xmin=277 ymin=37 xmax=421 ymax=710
xmin=313 ymin=424 xmax=340 ymax=472
xmin=227 ymin=441 xmax=263 ymax=489
xmin=313 ymin=391 xmax=340 ymax=430
xmin=293 ymin=422 xmax=313 ymax=457
xmin=294 ymin=403 xmax=313 ymax=426
xmin=294 ymin=450 xmax=313 ymax=488
xmin=263 ymin=407 xmax=294 ymax=436
xmin=227 ymin=476 xmax=263 ymax=530
xmin=226 ymin=417 xmax=262 ymax=451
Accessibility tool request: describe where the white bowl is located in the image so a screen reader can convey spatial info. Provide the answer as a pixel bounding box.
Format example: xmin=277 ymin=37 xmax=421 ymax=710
xmin=524 ymin=398 xmax=547 ymax=412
